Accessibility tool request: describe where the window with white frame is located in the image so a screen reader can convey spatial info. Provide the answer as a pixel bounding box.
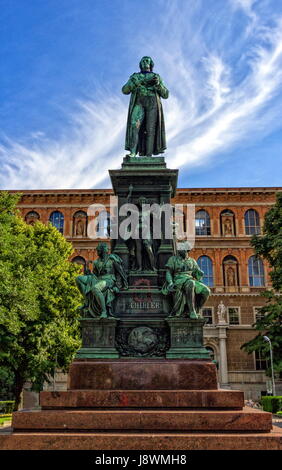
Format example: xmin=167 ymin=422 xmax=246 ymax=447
xmin=228 ymin=307 xmax=240 ymax=325
xmin=254 ymin=307 xmax=264 ymax=322
xmin=201 ymin=307 xmax=213 ymax=325
xmin=255 ymin=350 xmax=268 ymax=371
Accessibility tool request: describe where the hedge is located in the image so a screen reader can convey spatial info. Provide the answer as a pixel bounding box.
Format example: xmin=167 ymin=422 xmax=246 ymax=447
xmin=0 ymin=401 xmax=15 ymax=414
xmin=261 ymin=396 xmax=282 ymax=413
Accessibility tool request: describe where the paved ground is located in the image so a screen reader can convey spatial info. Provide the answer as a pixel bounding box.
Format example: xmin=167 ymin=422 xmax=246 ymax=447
xmin=273 ymin=419 xmax=282 ymax=428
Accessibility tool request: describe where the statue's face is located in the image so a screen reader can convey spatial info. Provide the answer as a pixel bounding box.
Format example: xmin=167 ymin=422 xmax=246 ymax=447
xmin=140 ymin=56 xmax=152 ymax=72
xmin=97 ymin=244 xmax=108 ymax=257
xmin=179 ymin=250 xmax=187 ymax=259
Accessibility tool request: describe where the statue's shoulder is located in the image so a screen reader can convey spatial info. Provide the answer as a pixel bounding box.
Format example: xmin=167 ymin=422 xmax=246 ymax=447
xmin=189 ymin=257 xmax=199 ymax=266
xmin=165 ymin=255 xmax=179 ymax=267
xmin=109 ymin=253 xmax=122 ymax=263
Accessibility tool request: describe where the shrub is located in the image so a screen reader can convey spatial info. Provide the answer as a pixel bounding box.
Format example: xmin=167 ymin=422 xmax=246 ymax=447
xmin=261 ymin=396 xmax=282 ymax=413
xmin=0 ymin=401 xmax=15 ymax=414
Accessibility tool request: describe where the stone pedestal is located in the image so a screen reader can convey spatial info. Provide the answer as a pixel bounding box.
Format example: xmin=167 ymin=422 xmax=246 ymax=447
xmin=76 ymin=318 xmax=119 ymax=359
xmin=109 ymin=157 xmax=178 ymax=284
xmin=2 ymin=358 xmax=281 ymax=450
xmin=166 ymin=318 xmax=211 ymax=359
xmin=68 ymin=359 xmax=218 ymax=390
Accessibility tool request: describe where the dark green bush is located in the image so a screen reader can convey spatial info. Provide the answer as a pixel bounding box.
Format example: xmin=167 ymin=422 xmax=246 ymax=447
xmin=0 ymin=401 xmax=15 ymax=414
xmin=261 ymin=396 xmax=282 ymax=413
xmin=0 ymin=367 xmax=15 ymax=400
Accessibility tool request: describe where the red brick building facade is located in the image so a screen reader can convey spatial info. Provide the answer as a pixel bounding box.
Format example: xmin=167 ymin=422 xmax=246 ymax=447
xmin=14 ymin=186 xmax=281 ymax=400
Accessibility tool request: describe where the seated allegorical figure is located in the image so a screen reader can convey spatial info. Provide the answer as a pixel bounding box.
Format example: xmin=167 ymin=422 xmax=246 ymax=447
xmin=76 ymin=242 xmax=128 ymax=319
xmin=161 ymin=242 xmax=210 ymax=319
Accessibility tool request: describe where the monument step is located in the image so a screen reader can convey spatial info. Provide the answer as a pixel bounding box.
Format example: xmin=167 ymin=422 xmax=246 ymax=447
xmin=68 ymin=359 xmax=218 ymax=390
xmin=12 ymin=408 xmax=272 ymax=432
xmin=40 ymin=389 xmax=244 ymax=409
xmin=1 ymin=428 xmax=281 ymax=450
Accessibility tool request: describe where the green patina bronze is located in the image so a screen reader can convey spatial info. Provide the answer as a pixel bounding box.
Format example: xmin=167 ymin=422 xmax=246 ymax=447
xmin=76 ymin=242 xmax=128 ymax=319
xmin=75 ymin=58 xmax=212 ymax=360
xmin=162 ymin=248 xmax=211 ymax=319
xmin=122 ymin=56 xmax=168 ymax=157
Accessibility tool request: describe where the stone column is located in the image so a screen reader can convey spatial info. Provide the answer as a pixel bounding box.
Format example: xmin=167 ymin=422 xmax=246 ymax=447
xmin=216 ymin=324 xmax=230 ymax=388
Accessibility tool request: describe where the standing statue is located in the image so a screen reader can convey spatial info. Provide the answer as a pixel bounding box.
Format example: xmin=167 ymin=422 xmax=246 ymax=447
xmin=76 ymin=242 xmax=128 ymax=318
xmin=162 ymin=244 xmax=210 ymax=319
xmin=126 ymin=184 xmax=157 ymax=271
xmin=122 ymin=56 xmax=169 ymax=157
xmin=217 ymin=301 xmax=227 ymax=323
xmin=223 ymin=218 xmax=232 ymax=235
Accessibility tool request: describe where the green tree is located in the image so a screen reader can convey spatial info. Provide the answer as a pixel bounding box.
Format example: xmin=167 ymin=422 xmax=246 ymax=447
xmin=242 ymin=192 xmax=282 ymax=377
xmin=0 ymin=366 xmax=15 ymax=400
xmin=0 ymin=192 xmax=82 ymax=410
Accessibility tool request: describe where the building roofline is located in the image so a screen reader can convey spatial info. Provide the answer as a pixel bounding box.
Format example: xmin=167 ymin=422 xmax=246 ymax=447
xmin=4 ymin=186 xmax=282 ymax=196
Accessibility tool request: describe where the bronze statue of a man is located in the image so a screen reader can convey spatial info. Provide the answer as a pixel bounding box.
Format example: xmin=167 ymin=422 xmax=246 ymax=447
xmin=76 ymin=242 xmax=128 ymax=318
xmin=162 ymin=245 xmax=210 ymax=319
xmin=122 ymin=56 xmax=169 ymax=157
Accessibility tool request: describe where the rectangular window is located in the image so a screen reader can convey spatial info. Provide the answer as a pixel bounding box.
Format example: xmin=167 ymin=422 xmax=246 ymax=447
xmin=201 ymin=307 xmax=213 ymax=325
xmin=255 ymin=350 xmax=268 ymax=371
xmin=228 ymin=307 xmax=240 ymax=325
xmin=254 ymin=307 xmax=264 ymax=322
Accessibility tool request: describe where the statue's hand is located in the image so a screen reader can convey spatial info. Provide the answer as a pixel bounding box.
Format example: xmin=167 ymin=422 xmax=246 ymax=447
xmin=152 ymin=75 xmax=160 ymax=86
xmin=168 ymin=283 xmax=175 ymax=293
xmin=145 ymin=76 xmax=159 ymax=86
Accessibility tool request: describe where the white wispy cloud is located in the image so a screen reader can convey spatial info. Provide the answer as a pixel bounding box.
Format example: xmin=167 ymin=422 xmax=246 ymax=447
xmin=1 ymin=0 xmax=282 ymax=189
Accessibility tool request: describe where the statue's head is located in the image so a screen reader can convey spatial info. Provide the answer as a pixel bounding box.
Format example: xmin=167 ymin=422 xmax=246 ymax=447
xmin=139 ymin=56 xmax=154 ymax=72
xmin=176 ymin=241 xmax=191 ymax=259
xmin=96 ymin=242 xmax=109 ymax=257
xmin=138 ymin=196 xmax=148 ymax=206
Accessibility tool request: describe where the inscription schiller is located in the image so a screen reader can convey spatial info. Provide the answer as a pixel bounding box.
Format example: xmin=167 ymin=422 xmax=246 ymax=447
xmin=128 ymin=301 xmax=162 ymax=309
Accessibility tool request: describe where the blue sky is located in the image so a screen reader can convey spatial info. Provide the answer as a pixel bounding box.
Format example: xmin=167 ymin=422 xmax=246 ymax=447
xmin=1 ymin=0 xmax=282 ymax=190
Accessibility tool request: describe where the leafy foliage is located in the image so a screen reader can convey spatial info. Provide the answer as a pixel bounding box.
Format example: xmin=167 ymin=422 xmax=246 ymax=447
xmin=241 ymin=192 xmax=282 ymax=377
xmin=0 ymin=192 xmax=82 ymax=409
xmin=261 ymin=396 xmax=282 ymax=414
xmin=0 ymin=367 xmax=15 ymax=400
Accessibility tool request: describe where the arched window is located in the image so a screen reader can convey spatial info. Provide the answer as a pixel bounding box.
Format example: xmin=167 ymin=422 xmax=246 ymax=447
xmin=223 ymin=255 xmax=239 ymax=287
xmin=198 ymin=256 xmax=213 ymax=286
xmin=25 ymin=211 xmax=40 ymax=225
xmin=248 ymin=256 xmax=265 ymax=287
xmin=96 ymin=211 xmax=111 ymax=238
xmin=72 ymin=256 xmax=86 ymax=266
xmin=245 ymin=209 xmax=260 ymax=235
xmin=73 ymin=210 xmax=87 ymax=237
xmin=220 ymin=209 xmax=235 ymax=236
xmin=195 ymin=210 xmax=211 ymax=236
xmin=49 ymin=211 xmax=64 ymax=234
